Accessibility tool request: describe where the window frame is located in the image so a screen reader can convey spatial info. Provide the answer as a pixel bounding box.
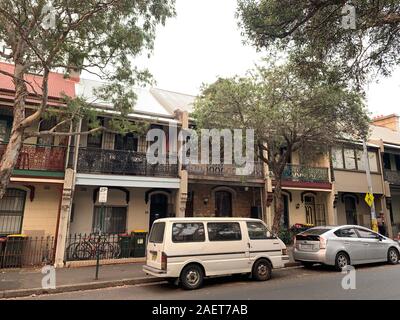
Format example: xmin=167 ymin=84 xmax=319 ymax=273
xmin=334 ymin=227 xmax=359 ymax=238
xmin=332 ymin=146 xmax=379 ymax=173
xmin=207 ymin=222 xmax=242 ymax=242
xmin=92 ymin=205 xmax=127 ymax=234
xmin=171 ymin=222 xmax=206 ymax=243
xmin=246 ymin=221 xmax=276 ymax=240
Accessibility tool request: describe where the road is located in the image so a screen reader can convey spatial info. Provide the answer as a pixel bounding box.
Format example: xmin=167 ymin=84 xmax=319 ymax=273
xmin=16 ymin=263 xmax=400 ymax=300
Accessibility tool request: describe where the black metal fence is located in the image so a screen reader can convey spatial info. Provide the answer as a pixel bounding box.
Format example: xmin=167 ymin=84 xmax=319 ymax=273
xmin=65 ymin=233 xmax=147 ymax=262
xmin=0 ymin=236 xmax=55 ymax=269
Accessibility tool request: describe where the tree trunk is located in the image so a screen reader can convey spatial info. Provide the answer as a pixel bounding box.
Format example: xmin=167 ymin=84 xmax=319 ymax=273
xmin=0 ymin=63 xmax=28 ymax=199
xmin=272 ymin=178 xmax=284 ymax=234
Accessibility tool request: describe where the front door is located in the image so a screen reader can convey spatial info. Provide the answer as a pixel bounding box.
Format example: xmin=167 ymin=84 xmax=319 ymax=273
xmin=282 ymin=195 xmax=289 ymax=229
xmin=149 ymin=194 xmax=168 ymax=228
xmin=215 ymin=191 xmax=232 ymax=217
xmin=345 ymin=196 xmax=358 ymax=225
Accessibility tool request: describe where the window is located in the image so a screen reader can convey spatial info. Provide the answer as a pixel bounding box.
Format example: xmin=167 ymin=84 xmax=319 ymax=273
xmin=172 ymin=223 xmax=205 ymax=242
xmin=332 ymin=146 xmax=379 ymax=172
xmin=0 ymin=119 xmax=11 ymax=143
xmin=149 ymin=222 xmax=165 ymax=243
xmin=0 ymin=189 xmax=26 ymax=235
xmin=92 ymin=206 xmax=127 ymax=234
xmin=332 ymin=147 xmax=344 ymax=169
xmin=87 ymin=133 xmax=103 ymax=148
xmin=395 ymin=155 xmax=400 ymax=171
xmin=344 ymin=148 xmax=356 ymax=170
xmin=335 ymin=228 xmax=358 ymax=238
xmin=37 ymin=118 xmax=56 ymax=146
xmin=383 ymin=153 xmax=391 ymax=170
xmin=114 ymin=133 xmax=138 ymax=151
xmin=356 ymin=228 xmax=379 ymax=239
xmin=207 ymin=222 xmax=242 ymax=241
xmin=247 ymin=222 xmax=274 ymax=240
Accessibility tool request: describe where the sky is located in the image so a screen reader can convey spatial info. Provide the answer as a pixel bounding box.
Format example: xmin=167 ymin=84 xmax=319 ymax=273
xmin=87 ymin=0 xmax=400 ymax=117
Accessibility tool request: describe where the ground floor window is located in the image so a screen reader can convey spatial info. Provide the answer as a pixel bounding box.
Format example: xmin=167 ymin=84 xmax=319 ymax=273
xmin=0 ymin=189 xmax=26 ymax=235
xmin=92 ymin=206 xmax=127 ymax=234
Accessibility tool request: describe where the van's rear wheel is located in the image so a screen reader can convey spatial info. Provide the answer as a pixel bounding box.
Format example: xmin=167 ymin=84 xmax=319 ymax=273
xmin=180 ymin=264 xmax=204 ymax=290
xmin=252 ymin=259 xmax=272 ymax=281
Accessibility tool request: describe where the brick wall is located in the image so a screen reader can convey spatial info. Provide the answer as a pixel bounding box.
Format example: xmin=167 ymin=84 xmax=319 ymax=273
xmin=188 ymin=184 xmax=262 ymax=217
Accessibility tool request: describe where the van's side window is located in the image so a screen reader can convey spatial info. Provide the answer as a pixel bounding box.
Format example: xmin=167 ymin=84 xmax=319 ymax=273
xmin=247 ymin=222 xmax=274 ymax=240
xmin=149 ymin=222 xmax=165 ymax=243
xmin=207 ymin=222 xmax=242 ymax=241
xmin=172 ymin=223 xmax=205 ymax=243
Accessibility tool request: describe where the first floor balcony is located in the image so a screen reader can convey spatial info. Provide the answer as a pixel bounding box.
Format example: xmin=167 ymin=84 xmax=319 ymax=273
xmin=76 ymin=147 xmax=179 ymax=178
xmin=384 ymin=170 xmax=400 ymax=185
xmin=282 ymin=164 xmax=330 ymax=183
xmin=0 ymin=143 xmax=66 ymax=176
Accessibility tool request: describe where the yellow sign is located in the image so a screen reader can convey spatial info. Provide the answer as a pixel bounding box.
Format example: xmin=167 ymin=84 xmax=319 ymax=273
xmin=365 ymin=193 xmax=374 ymax=207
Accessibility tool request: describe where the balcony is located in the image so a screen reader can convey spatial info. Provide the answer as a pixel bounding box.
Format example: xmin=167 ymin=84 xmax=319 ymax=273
xmin=384 ymin=170 xmax=400 ymax=185
xmin=76 ymin=148 xmax=179 ymax=178
xmin=0 ymin=143 xmax=66 ymax=175
xmin=187 ymin=162 xmax=264 ymax=183
xmin=282 ymin=164 xmax=330 ymax=183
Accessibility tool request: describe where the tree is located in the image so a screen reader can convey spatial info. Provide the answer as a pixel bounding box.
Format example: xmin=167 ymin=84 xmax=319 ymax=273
xmin=193 ymin=62 xmax=369 ymax=233
xmin=0 ymin=0 xmax=175 ymax=197
xmin=237 ymin=0 xmax=400 ymax=85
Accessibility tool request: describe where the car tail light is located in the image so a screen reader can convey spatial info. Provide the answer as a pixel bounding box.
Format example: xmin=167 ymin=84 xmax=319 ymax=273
xmin=282 ymin=248 xmax=288 ymax=255
xmin=161 ymin=252 xmax=167 ymax=270
xmin=319 ymin=236 xmax=327 ymax=249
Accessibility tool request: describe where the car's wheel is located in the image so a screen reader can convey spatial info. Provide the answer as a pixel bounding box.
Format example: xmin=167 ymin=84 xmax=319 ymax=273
xmin=388 ymin=247 xmax=399 ymax=265
xmin=180 ymin=264 xmax=204 ymax=290
xmin=302 ymin=262 xmax=314 ymax=269
xmin=252 ymin=259 xmax=272 ymax=281
xmin=335 ymin=252 xmax=350 ymax=271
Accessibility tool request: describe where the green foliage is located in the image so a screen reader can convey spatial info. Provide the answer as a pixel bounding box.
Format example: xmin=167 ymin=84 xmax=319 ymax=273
xmin=0 ymin=0 xmax=176 ymax=134
xmin=193 ymin=61 xmax=370 ymax=177
xmin=237 ymin=0 xmax=400 ymax=85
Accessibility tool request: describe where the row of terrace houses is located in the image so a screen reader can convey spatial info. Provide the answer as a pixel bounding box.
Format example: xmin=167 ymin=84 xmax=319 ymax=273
xmin=0 ymin=62 xmax=399 ymax=268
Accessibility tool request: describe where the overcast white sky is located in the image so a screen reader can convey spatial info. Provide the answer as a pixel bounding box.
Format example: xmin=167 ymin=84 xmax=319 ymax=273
xmin=94 ymin=0 xmax=400 ymax=117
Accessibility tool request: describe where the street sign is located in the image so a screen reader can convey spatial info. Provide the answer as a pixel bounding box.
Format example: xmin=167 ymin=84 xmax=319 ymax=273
xmin=365 ymin=192 xmax=374 ymax=207
xmin=98 ymin=187 xmax=108 ymax=203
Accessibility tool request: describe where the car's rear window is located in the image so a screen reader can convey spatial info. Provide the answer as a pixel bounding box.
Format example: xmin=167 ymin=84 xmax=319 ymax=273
xmin=296 ymin=228 xmax=330 ymax=241
xmin=149 ymin=222 xmax=165 ymax=243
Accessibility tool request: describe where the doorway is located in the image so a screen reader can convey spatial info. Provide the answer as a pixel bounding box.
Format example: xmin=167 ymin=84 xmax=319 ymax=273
xmin=345 ymin=196 xmax=358 ymax=225
xmin=215 ymin=191 xmax=232 ymax=217
xmin=281 ymin=194 xmax=289 ymax=229
xmin=305 ymin=196 xmax=316 ymax=225
xmin=149 ymin=193 xmax=168 ymax=228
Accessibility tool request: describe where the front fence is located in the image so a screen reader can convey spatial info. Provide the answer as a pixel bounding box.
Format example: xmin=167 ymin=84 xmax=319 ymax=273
xmin=0 ymin=236 xmax=55 ymax=269
xmin=65 ymin=233 xmax=147 ymax=262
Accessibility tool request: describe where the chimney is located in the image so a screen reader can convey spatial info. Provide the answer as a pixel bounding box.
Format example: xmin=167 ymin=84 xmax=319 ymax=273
xmin=372 ymin=114 xmax=399 ymax=132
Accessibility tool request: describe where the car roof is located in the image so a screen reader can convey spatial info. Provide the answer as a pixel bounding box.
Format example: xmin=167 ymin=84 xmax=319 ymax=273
xmin=153 ymin=217 xmax=263 ymax=223
xmin=307 ymin=225 xmax=375 ymax=232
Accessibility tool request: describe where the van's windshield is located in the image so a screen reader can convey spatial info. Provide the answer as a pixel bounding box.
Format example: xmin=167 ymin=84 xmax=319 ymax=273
xmin=149 ymin=222 xmax=165 ymax=243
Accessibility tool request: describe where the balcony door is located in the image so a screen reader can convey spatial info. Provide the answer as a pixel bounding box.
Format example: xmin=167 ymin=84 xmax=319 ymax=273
xmin=215 ymin=191 xmax=232 ymax=217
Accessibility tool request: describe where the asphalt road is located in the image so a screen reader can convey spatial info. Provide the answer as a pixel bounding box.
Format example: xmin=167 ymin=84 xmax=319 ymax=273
xmin=16 ymin=263 xmax=400 ymax=300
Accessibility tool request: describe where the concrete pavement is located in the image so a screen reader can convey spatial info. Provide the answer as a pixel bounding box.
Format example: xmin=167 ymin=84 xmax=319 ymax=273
xmin=17 ymin=263 xmax=400 ymax=300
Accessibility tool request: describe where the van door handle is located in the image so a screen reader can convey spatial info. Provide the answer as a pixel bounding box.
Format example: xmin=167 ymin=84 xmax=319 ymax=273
xmin=344 ymin=242 xmax=350 ymax=245
xmin=247 ymin=243 xmax=251 ymax=248
xmin=363 ymin=243 xmax=369 ymax=246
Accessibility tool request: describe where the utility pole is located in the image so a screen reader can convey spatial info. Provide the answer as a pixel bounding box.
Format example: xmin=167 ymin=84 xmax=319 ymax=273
xmin=363 ymin=140 xmax=378 ymax=232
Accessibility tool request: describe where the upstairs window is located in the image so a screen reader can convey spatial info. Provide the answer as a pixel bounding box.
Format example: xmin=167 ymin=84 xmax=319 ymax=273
xmin=332 ymin=146 xmax=379 ymax=172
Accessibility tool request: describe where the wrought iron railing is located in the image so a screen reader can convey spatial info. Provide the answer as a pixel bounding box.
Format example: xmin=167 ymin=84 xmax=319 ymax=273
xmin=282 ymin=164 xmax=330 ymax=183
xmin=64 ymin=233 xmax=147 ymax=262
xmin=187 ymin=162 xmax=264 ymax=179
xmin=0 ymin=143 xmax=66 ymax=172
xmin=384 ymin=170 xmax=400 ymax=185
xmin=0 ymin=236 xmax=55 ymax=269
xmin=76 ymin=148 xmax=179 ymax=177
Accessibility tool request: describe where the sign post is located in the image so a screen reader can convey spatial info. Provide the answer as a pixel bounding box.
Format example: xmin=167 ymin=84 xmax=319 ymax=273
xmin=363 ymin=141 xmax=378 ymax=232
xmin=95 ymin=187 xmax=108 ymax=280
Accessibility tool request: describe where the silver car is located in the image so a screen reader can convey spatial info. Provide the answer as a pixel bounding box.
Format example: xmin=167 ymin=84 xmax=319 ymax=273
xmin=293 ymin=225 xmax=400 ymax=270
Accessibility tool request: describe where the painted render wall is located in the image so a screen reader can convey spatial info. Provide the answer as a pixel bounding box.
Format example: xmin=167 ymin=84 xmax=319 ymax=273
xmin=16 ymin=183 xmax=62 ymax=237
xmin=70 ymin=186 xmax=176 ymax=234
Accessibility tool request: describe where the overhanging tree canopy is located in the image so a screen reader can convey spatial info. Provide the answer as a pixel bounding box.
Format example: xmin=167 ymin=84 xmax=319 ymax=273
xmin=0 ymin=0 xmax=175 ymax=197
xmin=193 ymin=62 xmax=370 ymax=232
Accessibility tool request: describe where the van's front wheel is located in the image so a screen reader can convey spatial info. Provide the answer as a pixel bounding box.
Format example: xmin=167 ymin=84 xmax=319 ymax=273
xmin=252 ymin=259 xmax=272 ymax=281
xmin=180 ymin=264 xmax=204 ymax=290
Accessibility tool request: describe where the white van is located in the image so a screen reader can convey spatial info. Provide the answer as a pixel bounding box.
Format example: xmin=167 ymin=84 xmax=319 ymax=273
xmin=143 ymin=217 xmax=289 ymax=290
